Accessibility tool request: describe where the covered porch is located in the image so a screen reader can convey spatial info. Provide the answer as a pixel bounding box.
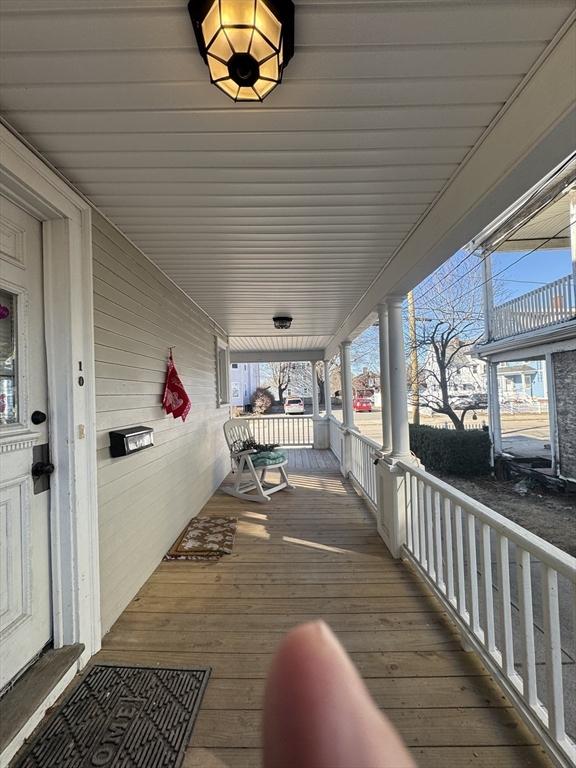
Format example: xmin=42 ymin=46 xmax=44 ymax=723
xmin=1 ymin=2 xmax=575 ymax=766
xmin=97 ymin=449 xmax=551 ymax=768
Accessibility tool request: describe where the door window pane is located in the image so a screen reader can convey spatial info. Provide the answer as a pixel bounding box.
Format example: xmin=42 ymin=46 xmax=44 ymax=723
xmin=0 ymin=289 xmax=17 ymax=425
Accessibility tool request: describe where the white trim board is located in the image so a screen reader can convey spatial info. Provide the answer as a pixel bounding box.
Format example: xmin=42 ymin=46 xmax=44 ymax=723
xmin=0 ymin=124 xmax=100 ymax=762
xmin=230 ymin=349 xmax=325 ymax=363
xmin=474 ymin=321 xmax=576 ymax=362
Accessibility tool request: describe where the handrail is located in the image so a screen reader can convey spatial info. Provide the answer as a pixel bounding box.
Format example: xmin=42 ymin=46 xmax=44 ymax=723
xmin=396 ymin=459 xmax=575 ymax=580
xmin=347 ymin=429 xmax=381 ymax=508
xmin=239 ymin=415 xmax=313 ymax=446
xmin=395 ymin=457 xmax=576 ymax=766
xmin=491 ymin=273 xmax=575 ymax=340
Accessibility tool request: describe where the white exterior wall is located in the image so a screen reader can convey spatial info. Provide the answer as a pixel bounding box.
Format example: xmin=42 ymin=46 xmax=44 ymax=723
xmin=230 ymin=362 xmax=260 ymax=406
xmin=92 ymin=212 xmax=230 ymax=634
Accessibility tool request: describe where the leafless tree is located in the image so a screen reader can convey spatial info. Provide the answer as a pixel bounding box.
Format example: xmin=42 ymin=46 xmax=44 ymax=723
xmin=406 ymin=252 xmax=489 ymax=430
xmin=262 ymin=361 xmax=293 ymax=403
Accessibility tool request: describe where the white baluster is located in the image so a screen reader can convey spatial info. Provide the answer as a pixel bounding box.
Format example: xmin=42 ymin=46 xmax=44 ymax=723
xmin=517 ymin=548 xmax=538 ymax=709
xmin=467 ymin=513 xmax=481 ymax=636
xmin=495 ymin=534 xmax=515 ymax=679
xmin=541 ymin=564 xmax=565 ymax=743
xmin=454 ymin=505 xmax=467 ymax=620
xmin=480 ymin=523 xmax=496 ymax=654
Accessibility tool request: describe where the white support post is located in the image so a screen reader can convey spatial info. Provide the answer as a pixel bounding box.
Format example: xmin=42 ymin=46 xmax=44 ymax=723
xmin=340 ymin=341 xmax=354 ymax=430
xmin=374 ymin=296 xmax=413 ymax=558
xmin=339 ymin=341 xmax=354 ymax=475
xmin=545 ymin=352 xmax=559 ymax=476
xmin=310 ymin=360 xmax=319 ymax=419
xmin=387 ymin=296 xmax=411 ymax=460
xmin=311 ymin=359 xmax=328 ymax=449
xmin=488 ymin=362 xmax=503 ymax=456
xmin=377 ymin=302 xmax=392 ymax=454
xmin=323 ymin=360 xmax=332 ymax=418
xmin=481 ymin=250 xmax=494 ymax=341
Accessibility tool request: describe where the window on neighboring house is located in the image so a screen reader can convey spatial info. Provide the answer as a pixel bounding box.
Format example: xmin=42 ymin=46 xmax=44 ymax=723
xmin=231 ymin=363 xmax=238 ymax=369
xmin=215 ymin=337 xmax=230 ymax=406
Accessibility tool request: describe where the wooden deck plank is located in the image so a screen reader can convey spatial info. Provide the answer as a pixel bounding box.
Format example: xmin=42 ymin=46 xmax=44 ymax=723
xmin=190 ymin=708 xmax=538 ymax=748
xmin=127 ymin=596 xmax=441 ymax=614
xmin=95 ymin=648 xmax=492 ymax=679
xmin=200 ymin=676 xmax=509 ymax=710
xmin=183 ymin=746 xmax=553 ymax=768
xmin=96 ymin=449 xmax=551 ymax=768
xmin=114 ymin=611 xmax=449 ymax=633
xmin=102 ymin=627 xmax=461 ymax=654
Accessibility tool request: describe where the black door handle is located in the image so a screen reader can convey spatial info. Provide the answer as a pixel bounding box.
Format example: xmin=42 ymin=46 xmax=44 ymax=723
xmin=32 ymin=461 xmax=55 ymax=478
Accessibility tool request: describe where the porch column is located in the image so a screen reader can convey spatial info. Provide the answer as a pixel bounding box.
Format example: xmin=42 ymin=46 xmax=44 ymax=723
xmin=373 ymin=296 xmax=411 ymax=559
xmin=311 ymin=360 xmax=328 ymax=449
xmin=377 ymin=302 xmax=392 ymax=454
xmin=310 ymin=360 xmax=320 ymax=418
xmin=338 ymin=341 xmax=355 ymax=476
xmin=323 ymin=360 xmax=332 ymax=418
xmin=481 ymin=250 xmax=494 ymax=341
xmin=387 ymin=296 xmax=411 ymax=459
xmin=487 ymin=362 xmax=503 ymax=455
xmin=340 ymin=341 xmax=354 ymax=430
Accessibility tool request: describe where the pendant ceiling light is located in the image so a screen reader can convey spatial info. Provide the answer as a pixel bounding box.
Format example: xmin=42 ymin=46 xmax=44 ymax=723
xmin=188 ymin=0 xmax=295 ymax=102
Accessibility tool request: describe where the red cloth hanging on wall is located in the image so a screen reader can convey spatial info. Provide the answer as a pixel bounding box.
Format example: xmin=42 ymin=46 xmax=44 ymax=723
xmin=162 ymin=352 xmax=191 ymax=422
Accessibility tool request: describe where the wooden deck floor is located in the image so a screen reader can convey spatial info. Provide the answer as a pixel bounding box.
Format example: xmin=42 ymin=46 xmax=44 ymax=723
xmin=97 ymin=449 xmax=552 ymax=768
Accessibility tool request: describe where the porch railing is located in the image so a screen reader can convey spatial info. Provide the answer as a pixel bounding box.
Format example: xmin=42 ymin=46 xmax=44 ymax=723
xmin=491 ymin=274 xmax=575 ymax=340
xmin=243 ymin=415 xmax=313 ymax=446
xmin=348 ymin=429 xmax=380 ymax=509
xmin=396 ymin=459 xmax=576 ymax=767
xmin=328 ymin=415 xmax=343 ymax=460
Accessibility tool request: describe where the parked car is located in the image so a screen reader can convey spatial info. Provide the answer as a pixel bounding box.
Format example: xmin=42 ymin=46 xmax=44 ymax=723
xmin=284 ymin=397 xmax=305 ymax=415
xmin=353 ymin=397 xmax=372 ymax=412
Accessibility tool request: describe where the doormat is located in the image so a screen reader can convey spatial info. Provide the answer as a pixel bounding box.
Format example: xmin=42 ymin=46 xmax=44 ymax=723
xmin=164 ymin=516 xmax=237 ymax=561
xmin=12 ymin=664 xmax=210 ymax=768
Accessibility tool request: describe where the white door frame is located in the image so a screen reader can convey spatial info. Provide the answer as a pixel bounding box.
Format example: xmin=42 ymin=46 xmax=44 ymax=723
xmin=0 ymin=125 xmax=100 ymax=667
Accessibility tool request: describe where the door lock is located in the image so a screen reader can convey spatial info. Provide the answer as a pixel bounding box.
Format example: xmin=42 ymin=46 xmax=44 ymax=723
xmin=31 ymin=443 xmax=54 ymax=494
xmin=32 ymin=461 xmax=55 ymax=478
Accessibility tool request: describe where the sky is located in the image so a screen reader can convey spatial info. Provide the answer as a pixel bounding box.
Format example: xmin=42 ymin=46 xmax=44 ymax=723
xmin=491 ymin=246 xmax=571 ymax=302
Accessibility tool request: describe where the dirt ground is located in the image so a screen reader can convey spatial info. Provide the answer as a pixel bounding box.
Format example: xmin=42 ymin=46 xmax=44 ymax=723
xmin=434 ymin=474 xmax=576 ymax=556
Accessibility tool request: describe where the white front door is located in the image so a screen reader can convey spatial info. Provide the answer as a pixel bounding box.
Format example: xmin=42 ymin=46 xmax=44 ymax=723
xmin=0 ymin=195 xmax=52 ymax=690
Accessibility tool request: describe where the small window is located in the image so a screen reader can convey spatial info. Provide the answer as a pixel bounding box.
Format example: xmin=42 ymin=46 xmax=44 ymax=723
xmin=231 ymin=363 xmax=238 ymax=369
xmin=0 ymin=289 xmax=18 ymax=425
xmin=215 ymin=337 xmax=230 ymax=406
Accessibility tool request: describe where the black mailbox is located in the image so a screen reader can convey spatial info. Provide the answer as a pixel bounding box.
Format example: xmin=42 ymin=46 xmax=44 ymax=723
xmin=109 ymin=426 xmax=154 ymax=458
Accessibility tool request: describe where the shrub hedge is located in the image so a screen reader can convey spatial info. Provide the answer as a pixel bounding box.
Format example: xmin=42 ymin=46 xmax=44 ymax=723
xmin=409 ymin=424 xmax=491 ymax=477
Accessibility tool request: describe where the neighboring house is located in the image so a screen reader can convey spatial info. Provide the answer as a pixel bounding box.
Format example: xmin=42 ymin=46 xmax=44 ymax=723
xmin=420 ymin=343 xmax=487 ymax=403
xmin=497 ymin=361 xmax=545 ymax=399
xmin=470 ymin=166 xmax=576 ymax=481
xmin=230 ymin=362 xmax=260 ymax=407
xmin=352 ymin=367 xmax=381 ymax=398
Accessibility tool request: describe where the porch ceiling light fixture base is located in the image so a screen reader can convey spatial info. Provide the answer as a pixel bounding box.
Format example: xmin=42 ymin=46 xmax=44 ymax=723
xmin=273 ymin=316 xmax=293 ymax=329
xmin=188 ymin=0 xmax=295 ymax=102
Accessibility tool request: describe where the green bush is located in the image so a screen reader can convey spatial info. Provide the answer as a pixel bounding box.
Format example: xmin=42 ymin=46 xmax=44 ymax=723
xmin=409 ymin=424 xmax=491 ymax=476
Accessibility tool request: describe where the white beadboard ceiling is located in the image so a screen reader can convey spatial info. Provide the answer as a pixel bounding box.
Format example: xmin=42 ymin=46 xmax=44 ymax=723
xmin=0 ymin=0 xmax=574 ymax=355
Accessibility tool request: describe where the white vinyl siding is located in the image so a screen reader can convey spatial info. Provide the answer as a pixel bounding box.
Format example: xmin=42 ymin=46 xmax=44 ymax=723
xmin=92 ymin=212 xmax=230 ymax=634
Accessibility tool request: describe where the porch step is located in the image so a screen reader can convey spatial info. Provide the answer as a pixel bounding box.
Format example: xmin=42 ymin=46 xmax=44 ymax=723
xmin=0 ymin=644 xmax=84 ymax=758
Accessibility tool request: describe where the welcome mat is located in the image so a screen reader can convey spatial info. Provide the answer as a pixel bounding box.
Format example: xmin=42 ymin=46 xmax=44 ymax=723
xmin=164 ymin=516 xmax=237 ymax=561
xmin=13 ymin=664 xmax=210 ymax=768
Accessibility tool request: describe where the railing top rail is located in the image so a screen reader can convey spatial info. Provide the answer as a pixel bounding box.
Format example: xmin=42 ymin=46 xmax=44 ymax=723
xmin=493 ymin=273 xmax=573 ymax=312
xmin=237 ymin=414 xmax=311 ymax=420
xmin=396 ymin=459 xmax=576 ymax=581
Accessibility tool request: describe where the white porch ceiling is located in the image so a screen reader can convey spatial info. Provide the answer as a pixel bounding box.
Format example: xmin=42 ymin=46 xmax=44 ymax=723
xmin=0 ymin=0 xmax=575 ymax=356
